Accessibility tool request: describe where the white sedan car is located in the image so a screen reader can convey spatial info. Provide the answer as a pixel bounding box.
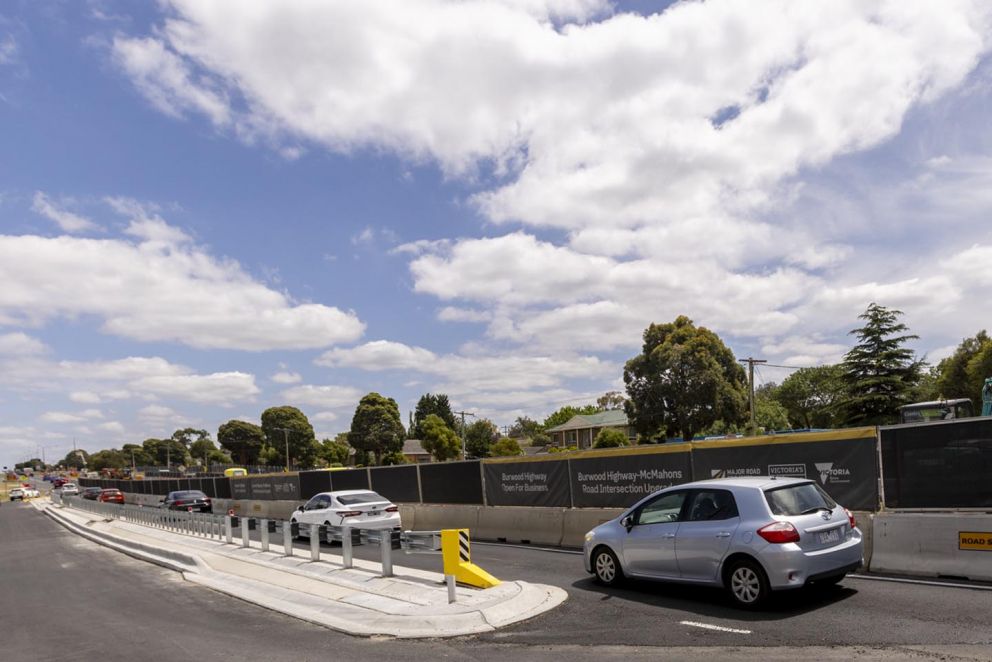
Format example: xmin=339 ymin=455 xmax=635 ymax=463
xmin=290 ymin=490 xmax=400 ymax=537
xmin=60 ymin=483 xmax=80 ymax=496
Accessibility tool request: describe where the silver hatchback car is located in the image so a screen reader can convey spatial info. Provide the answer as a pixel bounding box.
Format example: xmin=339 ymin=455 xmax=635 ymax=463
xmin=583 ymin=477 xmax=864 ymax=608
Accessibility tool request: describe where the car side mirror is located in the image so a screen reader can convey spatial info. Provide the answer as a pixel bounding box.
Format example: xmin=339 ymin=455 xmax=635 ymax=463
xmin=621 ymin=515 xmax=633 ymax=532
xmin=297 ymin=505 xmax=305 ymax=512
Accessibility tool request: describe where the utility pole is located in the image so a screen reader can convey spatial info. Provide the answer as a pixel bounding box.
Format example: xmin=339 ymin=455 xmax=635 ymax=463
xmin=273 ymin=427 xmax=293 ymax=471
xmin=738 ymin=357 xmax=767 ymax=433
xmin=453 ymin=411 xmax=476 ymax=460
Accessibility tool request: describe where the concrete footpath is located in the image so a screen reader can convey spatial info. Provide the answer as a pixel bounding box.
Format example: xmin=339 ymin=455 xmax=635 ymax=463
xmin=38 ymin=500 xmax=566 ymax=638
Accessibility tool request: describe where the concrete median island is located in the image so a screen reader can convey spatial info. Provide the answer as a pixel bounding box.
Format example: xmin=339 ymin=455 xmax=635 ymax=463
xmin=38 ymin=499 xmax=566 ymax=638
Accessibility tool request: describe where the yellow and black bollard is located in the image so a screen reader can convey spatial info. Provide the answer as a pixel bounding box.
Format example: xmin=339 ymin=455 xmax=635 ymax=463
xmin=441 ymin=528 xmax=501 ymax=588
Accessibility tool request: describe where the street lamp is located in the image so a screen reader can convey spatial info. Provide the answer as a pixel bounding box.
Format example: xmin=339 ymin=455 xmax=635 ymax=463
xmin=273 ymin=427 xmax=292 ymax=472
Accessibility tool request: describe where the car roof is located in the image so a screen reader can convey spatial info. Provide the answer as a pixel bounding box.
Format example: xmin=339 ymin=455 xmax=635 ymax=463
xmin=313 ymin=490 xmax=383 ymax=498
xmin=675 ymin=476 xmax=812 ymax=490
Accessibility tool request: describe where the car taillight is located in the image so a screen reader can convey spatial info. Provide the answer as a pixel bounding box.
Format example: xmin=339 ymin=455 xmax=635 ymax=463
xmin=384 ymin=506 xmax=398 ymax=513
xmin=336 ymin=510 xmax=361 ymax=518
xmin=845 ymin=508 xmax=856 ymax=529
xmin=757 ymin=521 xmax=800 ymax=544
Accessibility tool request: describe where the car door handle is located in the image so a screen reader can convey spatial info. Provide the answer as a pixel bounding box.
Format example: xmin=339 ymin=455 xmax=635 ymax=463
xmin=663 ymin=533 xmax=676 ymax=539
xmin=715 ymin=532 xmax=732 ymax=538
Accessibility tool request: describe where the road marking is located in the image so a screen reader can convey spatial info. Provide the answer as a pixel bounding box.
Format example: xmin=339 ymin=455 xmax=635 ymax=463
xmin=680 ymin=620 xmax=751 ymax=634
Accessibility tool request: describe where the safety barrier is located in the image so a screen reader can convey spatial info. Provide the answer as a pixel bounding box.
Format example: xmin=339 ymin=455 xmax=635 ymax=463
xmin=870 ymin=512 xmax=992 ymax=582
xmin=56 ymin=492 xmax=498 ymax=587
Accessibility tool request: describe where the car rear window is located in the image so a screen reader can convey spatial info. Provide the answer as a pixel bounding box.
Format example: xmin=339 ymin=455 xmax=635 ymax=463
xmin=336 ymin=492 xmax=385 ymax=505
xmin=764 ymin=482 xmax=837 ymax=516
xmin=173 ymin=491 xmax=207 ymax=499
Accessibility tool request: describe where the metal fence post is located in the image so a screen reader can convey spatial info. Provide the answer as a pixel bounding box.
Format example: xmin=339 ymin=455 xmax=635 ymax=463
xmin=310 ymin=523 xmax=321 ymax=561
xmin=447 ymin=574 xmax=457 ymax=603
xmin=380 ymin=532 xmax=393 ymax=577
xmin=260 ymin=519 xmax=269 ymax=552
xmin=341 ymin=526 xmax=353 ymax=569
xmin=242 ymin=518 xmax=250 ymax=548
xmin=283 ymin=521 xmax=293 ymax=557
xmin=225 ymin=515 xmax=233 ymax=544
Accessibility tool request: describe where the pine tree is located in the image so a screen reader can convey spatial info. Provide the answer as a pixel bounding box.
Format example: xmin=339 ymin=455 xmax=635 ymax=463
xmin=841 ymin=303 xmax=923 ymax=426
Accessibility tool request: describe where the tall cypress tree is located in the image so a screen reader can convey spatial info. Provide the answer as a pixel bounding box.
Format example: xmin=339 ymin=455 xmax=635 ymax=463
xmin=841 ymin=303 xmax=923 ymax=426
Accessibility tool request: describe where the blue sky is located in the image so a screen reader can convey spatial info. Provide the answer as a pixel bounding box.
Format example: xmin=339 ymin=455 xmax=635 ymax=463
xmin=2 ymin=0 xmax=991 ymax=468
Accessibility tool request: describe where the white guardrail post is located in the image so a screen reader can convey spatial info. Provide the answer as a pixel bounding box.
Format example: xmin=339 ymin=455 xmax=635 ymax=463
xmin=341 ymin=526 xmax=353 ymax=569
xmin=310 ymin=523 xmax=321 ymax=561
xmin=260 ymin=519 xmax=270 ymax=552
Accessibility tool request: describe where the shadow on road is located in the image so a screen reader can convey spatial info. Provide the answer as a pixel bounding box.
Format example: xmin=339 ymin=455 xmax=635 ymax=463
xmin=571 ymin=575 xmax=857 ymax=621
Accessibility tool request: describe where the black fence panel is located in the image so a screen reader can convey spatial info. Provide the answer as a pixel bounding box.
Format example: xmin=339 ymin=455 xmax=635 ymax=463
xmin=299 ymin=471 xmax=331 ymax=499
xmin=230 ymin=478 xmax=250 ymax=499
xmin=691 ymin=436 xmax=879 ymax=511
xmin=881 ymin=418 xmax=992 ymax=508
xmin=370 ymin=465 xmax=420 ymax=503
xmin=246 ymin=475 xmax=300 ymax=501
xmin=569 ymin=449 xmax=692 ymax=508
xmin=420 ymin=461 xmax=483 ymax=504
xmin=202 ymin=478 xmax=217 ymax=498
xmin=484 ymin=459 xmax=571 ymax=507
xmin=215 ymin=477 xmax=231 ymax=499
xmin=329 ymin=469 xmax=370 ymax=492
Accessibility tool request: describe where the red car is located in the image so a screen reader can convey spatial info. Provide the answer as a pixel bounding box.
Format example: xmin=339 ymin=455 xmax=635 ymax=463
xmin=98 ymin=489 xmax=125 ymax=504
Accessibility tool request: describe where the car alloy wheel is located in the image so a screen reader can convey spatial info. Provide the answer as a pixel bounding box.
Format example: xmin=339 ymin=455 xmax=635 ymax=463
xmin=593 ymin=547 xmax=622 ymax=586
xmin=727 ymin=559 xmax=769 ymax=608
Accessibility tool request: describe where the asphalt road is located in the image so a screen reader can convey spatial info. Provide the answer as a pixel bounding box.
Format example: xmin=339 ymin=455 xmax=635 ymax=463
xmin=4 ymin=502 xmax=992 ymax=661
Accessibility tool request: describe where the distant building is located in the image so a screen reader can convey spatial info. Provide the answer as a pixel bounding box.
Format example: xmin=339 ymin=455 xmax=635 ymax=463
xmin=402 ymin=439 xmax=433 ymax=463
xmin=545 ymin=410 xmax=635 ymax=449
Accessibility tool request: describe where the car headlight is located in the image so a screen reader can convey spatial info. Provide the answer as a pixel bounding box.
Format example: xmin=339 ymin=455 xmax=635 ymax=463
xmin=584 ymin=532 xmax=595 ymax=542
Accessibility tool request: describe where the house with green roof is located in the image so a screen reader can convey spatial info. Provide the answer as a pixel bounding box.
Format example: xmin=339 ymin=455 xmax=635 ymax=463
xmin=545 ymin=410 xmax=634 ymax=449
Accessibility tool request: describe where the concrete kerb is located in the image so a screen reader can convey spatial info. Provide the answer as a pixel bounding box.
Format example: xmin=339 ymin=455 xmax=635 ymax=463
xmin=40 ymin=499 xmax=567 ymax=638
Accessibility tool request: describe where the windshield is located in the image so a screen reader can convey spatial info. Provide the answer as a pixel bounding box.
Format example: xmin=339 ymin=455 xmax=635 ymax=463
xmin=765 ymin=482 xmax=837 ymax=516
xmin=336 ymin=492 xmax=385 ymax=505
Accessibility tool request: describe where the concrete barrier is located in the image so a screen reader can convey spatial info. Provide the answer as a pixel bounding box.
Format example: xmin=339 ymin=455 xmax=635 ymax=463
xmin=398 ymin=504 xmax=417 ymax=531
xmin=408 ymin=504 xmax=480 ymax=533
xmin=852 ymin=511 xmax=874 ymax=568
xmin=475 ymin=507 xmax=564 ymax=546
xmin=870 ymin=512 xmax=992 ymax=582
xmin=561 ymin=508 xmax=623 ymax=548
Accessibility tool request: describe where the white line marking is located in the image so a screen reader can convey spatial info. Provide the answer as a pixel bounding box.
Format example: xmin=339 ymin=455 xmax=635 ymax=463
xmin=680 ymin=620 xmax=751 ymax=634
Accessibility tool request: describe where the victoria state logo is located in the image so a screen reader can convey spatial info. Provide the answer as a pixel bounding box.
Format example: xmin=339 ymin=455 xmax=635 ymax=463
xmin=814 ymin=462 xmax=852 ymax=484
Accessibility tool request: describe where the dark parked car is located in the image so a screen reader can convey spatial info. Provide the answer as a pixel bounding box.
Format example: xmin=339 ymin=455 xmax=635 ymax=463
xmin=98 ymin=489 xmax=125 ymax=504
xmin=80 ymin=487 xmax=103 ymax=500
xmin=162 ymin=490 xmax=212 ymax=512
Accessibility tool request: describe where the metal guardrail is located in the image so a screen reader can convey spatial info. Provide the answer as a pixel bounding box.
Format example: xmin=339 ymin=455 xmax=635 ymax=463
xmin=53 ymin=492 xmax=443 ymax=581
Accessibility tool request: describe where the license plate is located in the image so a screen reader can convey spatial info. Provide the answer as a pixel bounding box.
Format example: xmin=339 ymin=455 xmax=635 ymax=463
xmin=369 ymin=510 xmax=380 ymax=516
xmin=818 ymin=528 xmax=841 ymax=544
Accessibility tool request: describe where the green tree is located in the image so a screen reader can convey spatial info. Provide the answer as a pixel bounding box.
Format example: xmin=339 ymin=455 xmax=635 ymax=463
xmin=217 ymin=419 xmax=266 ymax=465
xmin=465 ymin=419 xmax=499 ymax=458
xmin=171 ymin=427 xmax=210 ymax=449
xmin=261 ymin=406 xmax=318 ymax=468
xmin=623 ymin=316 xmax=748 ymax=442
xmin=258 ymin=444 xmax=282 ymax=466
xmin=412 ymin=393 xmax=458 ymax=439
xmin=421 ymin=414 xmax=462 ymax=461
xmin=530 ymin=431 xmax=552 ymax=447
xmin=596 ymin=391 xmax=627 ymax=411
xmin=507 ymin=416 xmax=543 ymax=439
xmin=349 ymin=392 xmax=406 ymax=465
xmin=142 ymin=438 xmax=189 ymax=467
xmin=319 ymin=435 xmax=351 ymax=466
xmin=593 ymin=428 xmax=630 ymax=448
xmin=935 ymin=331 xmax=992 ymax=407
xmin=542 ymin=404 xmax=598 ymax=429
xmin=61 ymin=449 xmax=89 ymax=470
xmin=490 ymin=438 xmax=523 ymax=457
xmin=776 ymin=365 xmax=847 ymax=429
xmin=88 ymin=449 xmax=127 ymax=471
xmin=189 ymin=438 xmax=219 ymax=465
xmin=755 ymin=390 xmax=790 ymax=432
xmin=841 ymin=303 xmax=923 ymax=426
xmin=121 ymin=444 xmax=153 ymax=467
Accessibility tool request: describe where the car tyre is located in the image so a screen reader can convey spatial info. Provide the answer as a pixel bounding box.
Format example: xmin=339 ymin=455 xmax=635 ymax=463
xmin=726 ymin=558 xmax=770 ymax=609
xmin=592 ymin=546 xmax=624 ymax=586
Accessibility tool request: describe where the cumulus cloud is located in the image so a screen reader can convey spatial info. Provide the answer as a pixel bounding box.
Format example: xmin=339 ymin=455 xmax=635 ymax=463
xmin=32 ymin=192 xmax=100 ymax=233
xmin=0 ymin=202 xmax=365 ymax=350
xmin=279 ymin=384 xmax=364 ymax=409
xmin=0 ymin=332 xmax=47 ymax=355
xmin=270 ymin=371 xmax=302 ymax=384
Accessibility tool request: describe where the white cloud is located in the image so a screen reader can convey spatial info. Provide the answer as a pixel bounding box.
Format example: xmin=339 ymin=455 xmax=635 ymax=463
xmin=97 ymin=421 xmax=126 ymax=435
xmin=312 ymin=411 xmax=338 ymax=422
xmin=270 ymin=371 xmax=302 ymax=384
xmin=280 ymin=384 xmax=364 ymax=409
xmin=31 ymin=192 xmax=100 ymax=233
xmin=0 ymin=204 xmax=365 ymax=350
xmin=317 ymin=340 xmax=437 ymax=372
xmin=69 ymin=391 xmax=102 ymax=404
xmin=0 ymin=34 xmax=18 ymax=66
xmin=139 ymin=404 xmax=177 ymax=419
xmin=437 ymin=307 xmax=491 ymax=323
xmin=0 ymin=332 xmax=47 ymax=355
xmin=40 ymin=409 xmax=104 ymax=424
xmin=131 ymin=372 xmax=259 ymax=405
